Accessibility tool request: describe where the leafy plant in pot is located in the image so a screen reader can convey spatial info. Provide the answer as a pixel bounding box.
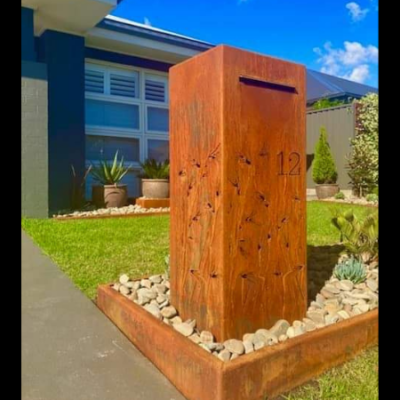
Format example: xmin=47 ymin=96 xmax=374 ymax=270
xmin=90 ymin=151 xmax=132 ymax=208
xmin=312 ymin=126 xmax=339 ymax=199
xmin=139 ymin=159 xmax=170 ymax=199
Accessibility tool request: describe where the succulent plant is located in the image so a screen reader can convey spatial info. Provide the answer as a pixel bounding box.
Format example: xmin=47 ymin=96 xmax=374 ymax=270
xmin=333 ymin=257 xmax=367 ymax=284
xmin=139 ymin=159 xmax=170 ymax=179
xmin=366 ymin=193 xmax=378 ymax=203
xmin=334 ymin=191 xmax=345 ymax=200
xmin=90 ymin=151 xmax=131 ymax=185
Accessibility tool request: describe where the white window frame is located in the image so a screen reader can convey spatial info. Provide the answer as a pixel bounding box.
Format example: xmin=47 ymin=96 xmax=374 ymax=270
xmin=85 ymin=60 xmax=169 ymax=164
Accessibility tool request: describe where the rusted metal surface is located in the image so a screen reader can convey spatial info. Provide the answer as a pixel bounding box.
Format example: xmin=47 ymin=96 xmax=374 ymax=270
xmin=97 ymin=284 xmax=378 ymax=400
xmin=54 ymin=211 xmax=170 ymax=221
xmin=97 ymin=285 xmax=224 ymax=400
xmin=170 ymin=45 xmax=307 ymax=341
xmin=135 ymin=198 xmax=170 ymax=209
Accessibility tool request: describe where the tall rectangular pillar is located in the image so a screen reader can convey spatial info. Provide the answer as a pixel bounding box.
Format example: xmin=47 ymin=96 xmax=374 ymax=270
xmin=170 ymin=45 xmax=307 ymax=341
xmin=38 ymin=31 xmax=85 ymax=213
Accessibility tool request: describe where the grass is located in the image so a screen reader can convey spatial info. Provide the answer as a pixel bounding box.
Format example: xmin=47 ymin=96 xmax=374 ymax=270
xmin=22 ymin=201 xmax=378 ymax=400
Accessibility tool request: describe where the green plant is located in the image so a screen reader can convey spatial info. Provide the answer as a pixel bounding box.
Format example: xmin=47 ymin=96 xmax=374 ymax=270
xmin=312 ymin=98 xmax=347 ymax=110
xmin=333 ymin=257 xmax=367 ymax=284
xmin=331 ymin=210 xmax=378 ymax=263
xmin=312 ymin=126 xmax=338 ymax=184
xmin=139 ymin=159 xmax=170 ymax=179
xmin=366 ymin=193 xmax=378 ymax=203
xmin=335 ymin=191 xmax=345 ymax=200
xmin=371 ymin=186 xmax=378 ymax=196
xmin=90 ymin=151 xmax=132 ymax=185
xmin=71 ymin=165 xmax=92 ymax=210
xmin=347 ymin=93 xmax=378 ymax=197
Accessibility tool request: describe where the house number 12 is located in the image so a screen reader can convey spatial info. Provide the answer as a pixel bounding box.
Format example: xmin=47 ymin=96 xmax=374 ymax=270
xmin=277 ymin=152 xmax=301 ymax=176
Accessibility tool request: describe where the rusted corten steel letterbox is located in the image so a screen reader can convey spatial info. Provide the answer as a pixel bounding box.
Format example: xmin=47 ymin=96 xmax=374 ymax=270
xmin=170 ymin=45 xmax=307 ymax=341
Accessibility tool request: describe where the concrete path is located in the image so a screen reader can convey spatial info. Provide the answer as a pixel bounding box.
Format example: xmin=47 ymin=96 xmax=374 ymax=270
xmin=22 ymin=230 xmax=185 ymax=400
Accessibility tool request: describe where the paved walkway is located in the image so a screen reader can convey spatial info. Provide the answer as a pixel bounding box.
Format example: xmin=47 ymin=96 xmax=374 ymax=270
xmin=22 ymin=230 xmax=185 ymax=400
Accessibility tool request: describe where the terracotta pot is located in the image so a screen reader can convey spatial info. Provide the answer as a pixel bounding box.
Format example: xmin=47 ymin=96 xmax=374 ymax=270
xmin=103 ymin=184 xmax=128 ymax=208
xmin=92 ymin=185 xmax=105 ymax=208
xmin=315 ymin=184 xmax=340 ymax=199
xmin=141 ymin=179 xmax=169 ymax=199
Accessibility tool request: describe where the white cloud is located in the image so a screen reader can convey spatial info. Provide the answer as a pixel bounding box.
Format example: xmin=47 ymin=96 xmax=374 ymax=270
xmin=144 ymin=17 xmax=152 ymax=26
xmin=314 ymin=41 xmax=378 ymax=83
xmin=346 ymin=2 xmax=369 ymax=22
xmin=342 ymin=64 xmax=370 ymax=83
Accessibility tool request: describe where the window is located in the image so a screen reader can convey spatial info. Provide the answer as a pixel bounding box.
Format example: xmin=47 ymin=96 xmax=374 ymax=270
xmin=85 ymin=62 xmax=169 ymax=198
xmin=147 ymin=139 xmax=169 ymax=162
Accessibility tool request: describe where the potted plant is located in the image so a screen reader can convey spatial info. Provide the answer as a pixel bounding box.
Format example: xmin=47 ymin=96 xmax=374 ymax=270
xmin=312 ymin=126 xmax=339 ymax=199
xmin=90 ymin=151 xmax=132 ymax=208
xmin=139 ymin=159 xmax=170 ymax=199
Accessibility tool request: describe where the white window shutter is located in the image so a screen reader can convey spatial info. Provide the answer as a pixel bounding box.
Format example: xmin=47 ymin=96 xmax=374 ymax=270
xmin=110 ymin=73 xmax=138 ymax=98
xmin=145 ymin=75 xmax=167 ymax=102
xmin=85 ymin=69 xmax=105 ymax=94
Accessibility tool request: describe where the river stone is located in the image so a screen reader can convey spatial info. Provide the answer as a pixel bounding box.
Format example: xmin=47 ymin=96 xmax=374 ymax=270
xmin=269 ymin=319 xmax=290 ymax=337
xmin=304 ymin=319 xmax=317 ymax=332
xmin=155 ymin=284 xmax=168 ymax=294
xmin=355 ymin=304 xmax=370 ymax=313
xmin=243 ymin=333 xmax=255 ymax=342
xmin=325 ymin=314 xmax=340 ymax=325
xmin=137 ymin=295 xmax=150 ymax=306
xmin=156 ymin=294 xmax=168 ymax=304
xmin=366 ymin=279 xmax=378 ymax=292
xmin=224 ymin=339 xmax=245 ymax=355
xmin=119 ymin=285 xmax=130 ymax=295
xmin=337 ymin=310 xmax=350 ymax=319
xmin=243 ymin=340 xmax=254 ymax=354
xmin=342 ymin=298 xmax=359 ymax=305
xmin=112 ymin=283 xmax=121 ymax=291
xmin=231 ymin=353 xmax=239 ymax=360
xmin=189 ymin=334 xmax=201 ymax=344
xmin=171 ymin=316 xmax=182 ymax=325
xmin=159 ymin=300 xmax=169 ymax=309
xmin=149 ymin=275 xmax=163 ymax=284
xmin=324 ymin=284 xmax=340 ymax=294
xmin=174 ymin=323 xmax=194 ymax=337
xmin=127 ymin=291 xmax=138 ymax=301
xmin=254 ymin=341 xmax=265 ymax=351
xmin=161 ymin=306 xmax=177 ymax=319
xmin=123 ymin=281 xmax=136 ymax=289
xmin=306 ymin=309 xmax=327 ymax=324
xmin=320 ymin=288 xmax=336 ymax=299
xmin=184 ymin=319 xmax=197 ymax=329
xmin=286 ymin=327 xmax=295 ymax=338
xmin=165 ymin=281 xmax=171 ymax=289
xmin=278 ymin=334 xmax=288 ymax=342
xmin=140 ymin=279 xmax=152 ymax=289
xmin=215 ymin=344 xmax=225 ymax=352
xmin=144 ymin=304 xmax=162 ymax=320
xmin=316 ymin=294 xmax=325 ymax=306
xmin=218 ymin=349 xmax=231 ymax=362
xmin=200 ymin=331 xmax=214 ymax=344
xmin=206 ymin=343 xmax=218 ymax=351
xmin=199 ymin=344 xmax=211 ymax=353
xmin=336 ymin=280 xmax=354 ymax=291
xmin=119 ymin=274 xmax=130 ymax=284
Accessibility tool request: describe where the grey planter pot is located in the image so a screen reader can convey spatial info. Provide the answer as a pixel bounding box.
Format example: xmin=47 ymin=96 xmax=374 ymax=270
xmin=141 ymin=179 xmax=169 ymax=199
xmin=315 ymin=184 xmax=340 ymax=199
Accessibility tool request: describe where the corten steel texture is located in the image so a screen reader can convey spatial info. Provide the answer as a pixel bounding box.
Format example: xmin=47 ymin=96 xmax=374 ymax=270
xmin=169 ymin=45 xmax=307 ymax=341
xmin=135 ymin=197 xmax=170 ymax=209
xmin=97 ymin=284 xmax=378 ymax=400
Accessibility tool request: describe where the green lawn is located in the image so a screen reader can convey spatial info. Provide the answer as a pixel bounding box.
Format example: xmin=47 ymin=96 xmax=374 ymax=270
xmin=22 ymin=201 xmax=378 ymax=400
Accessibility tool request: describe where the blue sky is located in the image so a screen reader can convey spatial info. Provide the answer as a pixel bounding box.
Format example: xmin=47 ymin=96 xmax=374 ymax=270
xmin=112 ymin=0 xmax=378 ymax=87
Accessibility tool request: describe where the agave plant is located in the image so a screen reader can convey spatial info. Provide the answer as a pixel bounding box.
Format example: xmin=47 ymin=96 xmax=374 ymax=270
xmin=331 ymin=210 xmax=378 ymax=263
xmin=333 ymin=257 xmax=367 ymax=284
xmin=139 ymin=159 xmax=170 ymax=179
xmin=90 ymin=151 xmax=132 ymax=185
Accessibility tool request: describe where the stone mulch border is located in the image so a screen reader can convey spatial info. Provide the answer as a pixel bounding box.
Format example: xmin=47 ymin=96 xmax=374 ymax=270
xmin=312 ymin=200 xmax=378 ymax=208
xmin=54 ymin=211 xmax=170 ymax=221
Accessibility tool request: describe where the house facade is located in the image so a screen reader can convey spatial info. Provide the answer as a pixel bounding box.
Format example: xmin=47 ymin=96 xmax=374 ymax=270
xmin=21 ymin=0 xmax=377 ymax=217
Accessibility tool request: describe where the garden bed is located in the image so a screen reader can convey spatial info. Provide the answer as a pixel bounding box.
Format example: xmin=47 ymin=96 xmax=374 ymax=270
xmin=97 ymin=264 xmax=378 ymax=400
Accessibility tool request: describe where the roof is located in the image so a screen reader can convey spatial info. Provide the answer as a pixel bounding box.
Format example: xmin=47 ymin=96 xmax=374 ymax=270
xmin=306 ymin=69 xmax=378 ymax=103
xmin=99 ymin=15 xmax=214 ymax=52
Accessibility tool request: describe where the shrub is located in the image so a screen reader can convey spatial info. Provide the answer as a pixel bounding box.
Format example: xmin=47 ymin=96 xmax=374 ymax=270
xmin=333 ymin=257 xmax=367 ymax=284
xmin=335 ymin=191 xmax=345 ymax=200
xmin=366 ymin=193 xmax=378 ymax=203
xmin=312 ymin=98 xmax=347 ymax=110
xmin=347 ymin=93 xmax=378 ymax=197
xmin=139 ymin=159 xmax=170 ymax=179
xmin=312 ymin=126 xmax=338 ymax=184
xmin=90 ymin=151 xmax=131 ymax=185
xmin=331 ymin=210 xmax=378 ymax=263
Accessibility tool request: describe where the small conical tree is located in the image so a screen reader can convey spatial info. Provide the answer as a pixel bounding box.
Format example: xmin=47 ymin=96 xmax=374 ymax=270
xmin=312 ymin=126 xmax=338 ymax=184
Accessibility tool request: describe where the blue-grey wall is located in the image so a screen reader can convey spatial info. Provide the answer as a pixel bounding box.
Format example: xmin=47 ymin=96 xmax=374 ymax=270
xmin=38 ymin=31 xmax=85 ymax=213
xmin=21 ymin=7 xmax=36 ymax=61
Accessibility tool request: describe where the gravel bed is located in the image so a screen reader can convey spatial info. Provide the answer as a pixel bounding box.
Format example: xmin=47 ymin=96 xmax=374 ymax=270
xmin=111 ymin=261 xmax=378 ymax=362
xmin=53 ymin=204 xmax=170 ymax=219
